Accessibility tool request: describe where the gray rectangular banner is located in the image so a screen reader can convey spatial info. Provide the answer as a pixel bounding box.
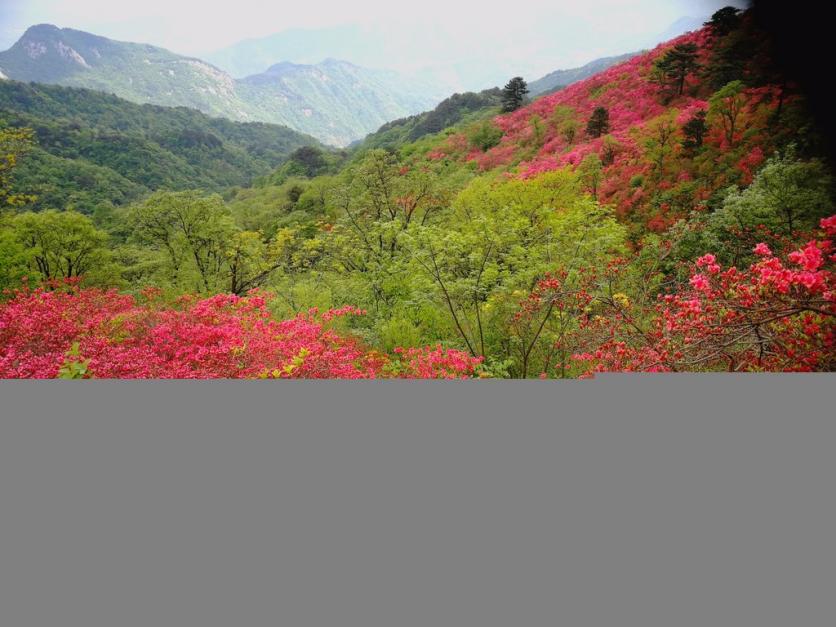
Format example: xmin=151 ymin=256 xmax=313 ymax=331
xmin=1 ymin=375 xmax=834 ymax=627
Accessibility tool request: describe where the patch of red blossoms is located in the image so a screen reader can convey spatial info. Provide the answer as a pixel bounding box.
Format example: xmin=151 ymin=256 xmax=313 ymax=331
xmin=0 ymin=285 xmax=481 ymax=379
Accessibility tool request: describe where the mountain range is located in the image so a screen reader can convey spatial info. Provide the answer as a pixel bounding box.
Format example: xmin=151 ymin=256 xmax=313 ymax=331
xmin=0 ymin=25 xmax=445 ymax=146
xmin=0 ymin=18 xmax=708 ymax=148
xmin=201 ymin=15 xmax=713 ymax=91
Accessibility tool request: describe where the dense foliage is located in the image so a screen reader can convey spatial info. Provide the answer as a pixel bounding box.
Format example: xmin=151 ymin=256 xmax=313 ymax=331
xmin=1 ymin=7 xmax=833 ymax=378
xmin=358 ymin=88 xmax=503 ymax=152
xmin=0 ymin=81 xmax=318 ymax=212
xmin=532 ymin=216 xmax=835 ymax=376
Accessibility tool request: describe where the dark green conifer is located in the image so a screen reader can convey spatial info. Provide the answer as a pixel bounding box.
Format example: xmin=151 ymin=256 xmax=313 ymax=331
xmin=586 ymin=106 xmax=610 ymax=138
xmin=501 ymin=77 xmax=529 ymax=112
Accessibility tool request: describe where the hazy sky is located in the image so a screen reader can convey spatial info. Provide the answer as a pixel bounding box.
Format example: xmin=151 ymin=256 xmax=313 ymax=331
xmin=0 ymin=0 xmax=749 ymax=71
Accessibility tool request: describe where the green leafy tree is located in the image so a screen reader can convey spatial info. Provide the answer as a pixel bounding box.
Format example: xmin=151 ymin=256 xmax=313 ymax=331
xmin=325 ymin=150 xmax=449 ymax=314
xmin=526 ymin=115 xmax=546 ymax=151
xmin=559 ymin=118 xmax=580 ymax=143
xmin=600 ymin=134 xmax=621 ymax=166
xmin=642 ymin=110 xmax=679 ymax=180
xmin=127 ymin=191 xmax=238 ymax=293
xmin=671 ymin=149 xmax=834 ymax=268
xmin=709 ymin=80 xmax=746 ymax=146
xmin=406 ymin=169 xmax=625 ymax=375
xmin=468 ymin=120 xmax=503 ymax=152
xmin=226 ymin=179 xmax=326 ymax=240
xmin=9 ymin=210 xmax=120 ymax=286
xmin=0 ymin=126 xmax=35 ymax=210
xmin=717 ymin=149 xmax=833 ymax=237
xmin=551 ymin=106 xmax=580 ymax=144
xmin=288 ymin=146 xmax=328 ymax=177
xmin=0 ymin=223 xmax=29 ymax=290
xmin=578 ymin=153 xmax=603 ymax=198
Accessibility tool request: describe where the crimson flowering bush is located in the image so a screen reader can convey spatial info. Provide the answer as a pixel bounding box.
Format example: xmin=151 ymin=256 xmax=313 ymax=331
xmin=0 ymin=286 xmax=481 ymax=379
xmin=0 ymin=280 xmax=138 ymax=378
xmin=572 ymin=216 xmax=835 ymax=374
xmin=466 ymin=143 xmax=517 ymax=171
xmin=735 ymin=145 xmax=765 ymax=185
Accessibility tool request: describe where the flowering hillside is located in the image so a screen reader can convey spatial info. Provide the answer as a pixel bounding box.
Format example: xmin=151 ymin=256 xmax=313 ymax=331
xmin=1 ymin=6 xmax=833 ymax=378
xmin=416 ymin=14 xmax=802 ymax=234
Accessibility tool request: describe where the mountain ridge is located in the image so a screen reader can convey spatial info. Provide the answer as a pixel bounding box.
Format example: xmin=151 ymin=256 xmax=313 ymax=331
xmin=0 ymin=25 xmax=444 ymax=146
xmin=528 ymin=51 xmax=643 ymax=96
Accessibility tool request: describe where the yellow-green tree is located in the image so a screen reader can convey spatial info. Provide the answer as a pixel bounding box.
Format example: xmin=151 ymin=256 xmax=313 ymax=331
xmin=7 ymin=210 xmax=120 ymax=287
xmin=0 ymin=126 xmax=35 ymax=210
xmin=405 ymin=169 xmax=626 ymax=375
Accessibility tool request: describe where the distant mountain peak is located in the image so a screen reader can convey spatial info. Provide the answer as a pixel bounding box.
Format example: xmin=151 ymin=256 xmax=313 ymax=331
xmin=22 ymin=23 xmax=61 ymax=36
xmin=8 ymin=24 xmax=99 ymax=72
xmin=20 ymin=23 xmax=107 ymax=47
xmin=0 ymin=26 xmax=446 ymax=147
xmin=261 ymin=60 xmax=304 ymax=74
xmin=260 ymin=58 xmax=359 ymax=76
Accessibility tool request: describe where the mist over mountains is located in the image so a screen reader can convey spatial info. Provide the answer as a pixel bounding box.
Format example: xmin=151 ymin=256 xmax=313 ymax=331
xmin=203 ymin=15 xmax=710 ymax=91
xmin=0 ymin=13 xmax=715 ymax=146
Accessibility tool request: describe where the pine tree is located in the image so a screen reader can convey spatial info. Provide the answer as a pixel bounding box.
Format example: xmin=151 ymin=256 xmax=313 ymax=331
xmin=705 ymin=6 xmax=742 ymax=37
xmin=501 ymin=77 xmax=529 ymax=112
xmin=653 ymin=43 xmax=701 ymax=97
xmin=585 ymin=106 xmax=610 ymax=138
xmin=682 ymin=110 xmax=708 ymax=152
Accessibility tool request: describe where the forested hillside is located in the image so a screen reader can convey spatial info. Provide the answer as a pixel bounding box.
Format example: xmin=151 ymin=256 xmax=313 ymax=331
xmin=358 ymin=88 xmax=504 ymax=151
xmin=0 ymin=25 xmax=445 ymax=145
xmin=1 ymin=7 xmax=834 ymax=378
xmin=0 ymin=81 xmax=318 ymax=211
